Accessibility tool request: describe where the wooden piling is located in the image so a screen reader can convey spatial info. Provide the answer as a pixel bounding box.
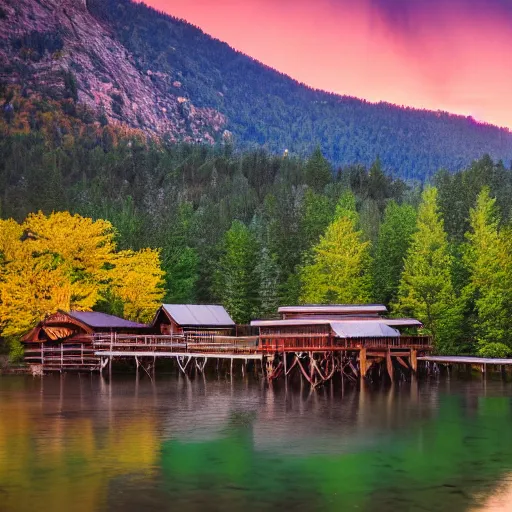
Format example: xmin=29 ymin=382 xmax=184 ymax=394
xmin=410 ymin=349 xmax=417 ymax=373
xmin=386 ymin=349 xmax=394 ymax=383
xmin=359 ymin=349 xmax=367 ymax=383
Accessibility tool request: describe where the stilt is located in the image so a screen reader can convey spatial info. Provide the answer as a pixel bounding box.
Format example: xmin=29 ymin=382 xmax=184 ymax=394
xmin=359 ymin=349 xmax=367 ymax=384
xmin=396 ymin=356 xmax=409 ymax=370
xmin=410 ymin=349 xmax=418 ymax=373
xmin=386 ymin=349 xmax=394 ymax=383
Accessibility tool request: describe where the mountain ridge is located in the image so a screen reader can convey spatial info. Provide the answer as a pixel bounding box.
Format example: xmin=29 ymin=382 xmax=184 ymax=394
xmin=1 ymin=0 xmax=512 ymax=180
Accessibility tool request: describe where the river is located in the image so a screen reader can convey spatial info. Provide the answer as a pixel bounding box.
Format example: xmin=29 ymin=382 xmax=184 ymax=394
xmin=0 ymin=374 xmax=511 ymax=511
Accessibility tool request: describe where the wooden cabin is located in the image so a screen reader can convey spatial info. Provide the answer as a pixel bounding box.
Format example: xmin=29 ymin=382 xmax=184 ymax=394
xmin=251 ymin=304 xmax=430 ymax=352
xmin=23 ymin=310 xmax=149 ymax=371
xmin=151 ymin=304 xmax=235 ymax=337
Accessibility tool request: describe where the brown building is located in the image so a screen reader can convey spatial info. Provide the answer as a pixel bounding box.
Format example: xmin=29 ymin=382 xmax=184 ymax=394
xmin=23 ymin=310 xmax=148 ymax=371
xmin=251 ymin=304 xmax=426 ymax=351
xmin=151 ymin=304 xmax=235 ymax=336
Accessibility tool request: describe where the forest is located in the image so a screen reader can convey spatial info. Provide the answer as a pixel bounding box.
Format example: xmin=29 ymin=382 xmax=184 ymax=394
xmin=2 ymin=84 xmax=512 ymax=361
xmin=86 ymin=0 xmax=512 ymax=180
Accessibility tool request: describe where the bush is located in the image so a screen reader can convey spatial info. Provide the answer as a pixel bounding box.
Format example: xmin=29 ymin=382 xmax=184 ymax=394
xmin=7 ymin=338 xmax=24 ymax=364
xmin=477 ymin=342 xmax=511 ymax=359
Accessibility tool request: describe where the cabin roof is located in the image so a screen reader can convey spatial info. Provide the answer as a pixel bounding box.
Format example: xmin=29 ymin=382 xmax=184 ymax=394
xmin=278 ymin=304 xmax=388 ymax=315
xmin=67 ymin=311 xmax=147 ymax=329
xmin=159 ymin=304 xmax=235 ymax=327
xmin=251 ymin=318 xmax=422 ymax=328
xmin=331 ymin=321 xmax=400 ymax=338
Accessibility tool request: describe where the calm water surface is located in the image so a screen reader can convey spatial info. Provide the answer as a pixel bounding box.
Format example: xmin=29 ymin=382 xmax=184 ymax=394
xmin=0 ymin=374 xmax=512 ymax=511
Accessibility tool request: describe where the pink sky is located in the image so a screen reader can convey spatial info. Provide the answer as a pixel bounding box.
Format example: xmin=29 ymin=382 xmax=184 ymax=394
xmin=141 ymin=0 xmax=512 ymax=129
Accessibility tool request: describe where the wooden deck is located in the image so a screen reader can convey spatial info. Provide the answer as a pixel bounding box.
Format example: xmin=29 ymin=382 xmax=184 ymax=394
xmin=24 ymin=332 xmax=433 ymax=387
xmin=419 ymin=355 xmax=512 ymax=365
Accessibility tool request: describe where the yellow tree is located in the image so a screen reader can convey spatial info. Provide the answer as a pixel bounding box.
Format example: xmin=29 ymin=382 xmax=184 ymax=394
xmin=110 ymin=249 xmax=165 ymax=323
xmin=300 ymin=192 xmax=372 ymax=304
xmin=23 ymin=211 xmax=116 ymax=310
xmin=0 ymin=212 xmax=165 ymax=338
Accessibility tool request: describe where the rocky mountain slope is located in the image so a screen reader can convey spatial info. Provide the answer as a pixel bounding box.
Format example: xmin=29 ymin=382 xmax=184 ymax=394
xmin=0 ymin=0 xmax=226 ymax=144
xmin=1 ymin=0 xmax=512 ymax=179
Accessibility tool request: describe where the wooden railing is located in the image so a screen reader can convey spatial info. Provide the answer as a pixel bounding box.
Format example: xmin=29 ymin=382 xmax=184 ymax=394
xmin=24 ymin=333 xmax=433 ymax=370
xmin=92 ymin=333 xmax=260 ymax=355
xmin=259 ymin=335 xmax=432 ymax=352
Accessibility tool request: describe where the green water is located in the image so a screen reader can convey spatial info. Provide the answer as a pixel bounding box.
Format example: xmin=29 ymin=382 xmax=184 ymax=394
xmin=0 ymin=374 xmax=511 ymax=511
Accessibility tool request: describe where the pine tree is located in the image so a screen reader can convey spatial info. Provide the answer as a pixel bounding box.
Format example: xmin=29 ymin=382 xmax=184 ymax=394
xmin=255 ymin=246 xmax=280 ymax=318
xmin=373 ymin=201 xmax=417 ymax=306
xmin=214 ymin=220 xmax=258 ymax=324
xmin=304 ymin=146 xmax=332 ymax=192
xmin=164 ymin=247 xmax=200 ymax=304
xmin=463 ymin=187 xmax=512 ymax=357
xmin=300 ymin=191 xmax=372 ymax=304
xmin=299 ymin=189 xmax=335 ymax=254
xmin=396 ymin=187 xmax=462 ymax=353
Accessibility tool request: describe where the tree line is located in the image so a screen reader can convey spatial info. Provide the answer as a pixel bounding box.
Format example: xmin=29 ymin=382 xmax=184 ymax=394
xmin=2 ymin=122 xmax=512 ymax=357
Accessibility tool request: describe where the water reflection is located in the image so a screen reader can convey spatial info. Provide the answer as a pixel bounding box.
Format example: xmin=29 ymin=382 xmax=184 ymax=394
xmin=0 ymin=375 xmax=511 ymax=511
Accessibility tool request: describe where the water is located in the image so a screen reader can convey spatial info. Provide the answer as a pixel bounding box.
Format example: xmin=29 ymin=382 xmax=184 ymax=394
xmin=0 ymin=374 xmax=512 ymax=512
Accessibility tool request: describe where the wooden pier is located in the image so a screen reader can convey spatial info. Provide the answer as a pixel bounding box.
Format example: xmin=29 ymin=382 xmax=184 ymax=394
xmin=22 ymin=304 xmax=438 ymax=386
xmin=419 ymin=355 xmax=512 ymax=376
xmin=25 ymin=330 xmax=432 ymax=387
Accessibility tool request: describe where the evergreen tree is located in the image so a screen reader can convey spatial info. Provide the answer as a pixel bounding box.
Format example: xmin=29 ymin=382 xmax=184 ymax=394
xmin=304 ymin=146 xmax=332 ymax=192
xmin=164 ymin=247 xmax=200 ymax=304
xmin=373 ymin=201 xmax=417 ymax=306
xmin=214 ymin=220 xmax=258 ymax=323
xmin=463 ymin=187 xmax=512 ymax=357
xmin=299 ymin=189 xmax=335 ymax=261
xmin=367 ymin=156 xmax=389 ymax=207
xmin=255 ymin=246 xmax=280 ymax=318
xmin=396 ymin=187 xmax=462 ymax=353
xmin=160 ymin=202 xmax=199 ymax=304
xmin=300 ymin=192 xmax=372 ymax=304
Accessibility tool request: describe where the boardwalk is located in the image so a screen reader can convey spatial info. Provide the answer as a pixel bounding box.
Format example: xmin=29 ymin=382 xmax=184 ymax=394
xmin=23 ymin=303 xmax=434 ymax=386
xmin=419 ymin=355 xmax=512 ymax=365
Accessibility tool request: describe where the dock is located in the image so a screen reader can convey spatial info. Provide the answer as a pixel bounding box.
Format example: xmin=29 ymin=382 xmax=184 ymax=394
xmin=22 ymin=304 xmax=438 ymax=386
xmin=419 ymin=355 xmax=512 ymax=375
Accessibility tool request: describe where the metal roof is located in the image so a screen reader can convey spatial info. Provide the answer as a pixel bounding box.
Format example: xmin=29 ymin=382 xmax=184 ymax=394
xmin=331 ymin=322 xmax=400 ymax=338
xmin=278 ymin=304 xmax=388 ymax=314
xmin=161 ymin=304 xmax=235 ymax=327
xmin=67 ymin=311 xmax=147 ymax=329
xmin=251 ymin=318 xmax=422 ymax=328
xmin=382 ymin=318 xmax=423 ymax=327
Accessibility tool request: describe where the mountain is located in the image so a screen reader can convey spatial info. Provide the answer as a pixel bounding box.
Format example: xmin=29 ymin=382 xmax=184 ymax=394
xmin=2 ymin=0 xmax=512 ymax=180
xmin=0 ymin=0 xmax=226 ymax=144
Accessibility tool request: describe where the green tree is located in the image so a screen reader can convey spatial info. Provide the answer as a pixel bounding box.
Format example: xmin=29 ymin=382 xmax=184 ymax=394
xmin=255 ymin=246 xmax=280 ymax=318
xmin=396 ymin=187 xmax=462 ymax=353
xmin=304 ymin=146 xmax=332 ymax=192
xmin=214 ymin=220 xmax=258 ymax=323
xmin=373 ymin=201 xmax=417 ymax=306
xmin=300 ymin=192 xmax=372 ymax=304
xmin=165 ymin=247 xmax=200 ymax=303
xmin=160 ymin=202 xmax=199 ymax=303
xmin=463 ymin=187 xmax=512 ymax=356
xmin=299 ymin=189 xmax=335 ymax=261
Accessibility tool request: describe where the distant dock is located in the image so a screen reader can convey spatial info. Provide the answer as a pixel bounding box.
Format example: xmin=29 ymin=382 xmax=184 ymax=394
xmin=419 ymin=355 xmax=512 ymax=374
